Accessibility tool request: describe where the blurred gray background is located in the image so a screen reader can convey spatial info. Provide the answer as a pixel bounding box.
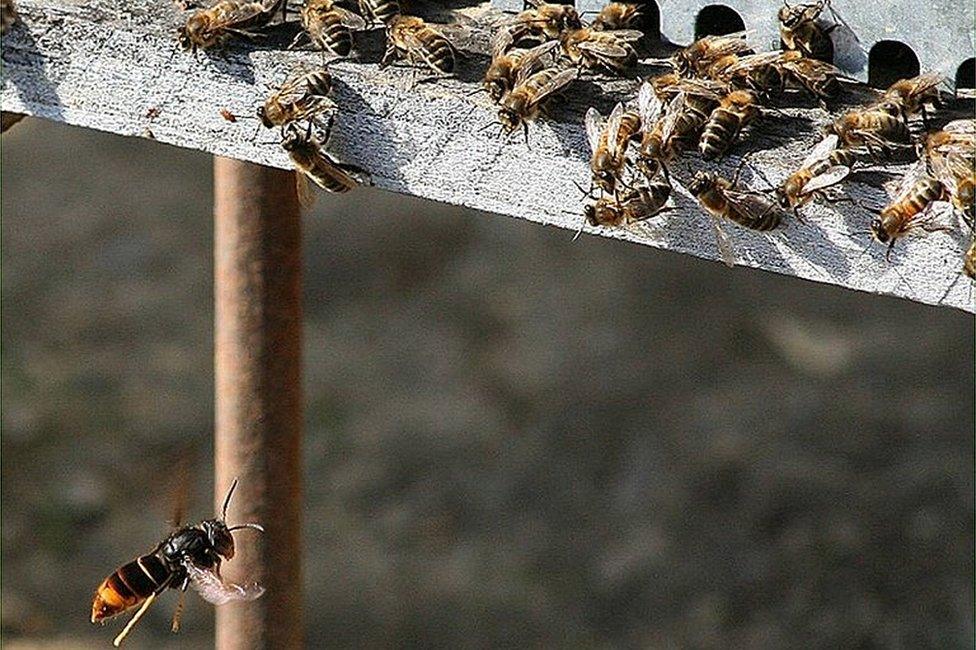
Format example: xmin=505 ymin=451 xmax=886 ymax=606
xmin=1 ymin=119 xmax=973 ymax=648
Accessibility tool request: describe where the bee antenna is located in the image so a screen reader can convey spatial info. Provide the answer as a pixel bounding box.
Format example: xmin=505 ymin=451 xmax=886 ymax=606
xmin=220 ymin=478 xmax=239 ymax=520
xmin=572 ymin=214 xmax=586 ymax=241
xmin=228 ymin=522 xmax=266 ymax=534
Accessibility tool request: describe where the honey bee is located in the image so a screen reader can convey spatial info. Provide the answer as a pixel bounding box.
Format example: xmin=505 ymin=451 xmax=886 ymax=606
xmin=1 ymin=0 xmax=18 ymax=34
xmin=179 ymin=0 xmax=285 ymax=52
xmin=688 ymin=169 xmax=784 ymax=266
xmin=582 ymin=182 xmax=671 ymax=230
xmin=635 ymin=85 xmax=673 ymax=178
xmin=778 ymin=0 xmax=836 ymax=63
xmin=825 ymin=107 xmax=910 ymax=152
xmin=584 ymin=102 xmax=642 ymax=195
xmin=507 ymin=1 xmax=582 ymax=43
xmin=484 ymin=32 xmax=559 ymax=103
xmin=777 ymin=133 xmax=860 ymax=212
xmin=281 ymin=121 xmax=365 ymax=202
xmin=872 ymin=162 xmax=948 ymax=254
xmin=293 ymin=0 xmax=366 ymax=57
xmin=671 ymin=31 xmax=752 ymax=78
xmin=922 ymin=121 xmax=975 ymax=215
xmin=709 ymin=50 xmax=786 ymax=95
xmin=699 ymin=89 xmax=760 ymax=161
xmin=257 ymin=69 xmax=336 ymax=131
xmin=380 ymin=15 xmax=456 ymax=76
xmin=356 ymin=0 xmax=399 ymax=27
xmin=560 ymin=27 xmax=642 ymax=74
xmin=497 ymin=65 xmax=577 ymax=139
xmin=779 ymin=50 xmax=842 ymax=106
xmin=588 ymin=2 xmax=643 ymax=31
xmin=92 ymin=480 xmax=264 ymax=647
xmin=878 ymin=72 xmax=944 ymax=124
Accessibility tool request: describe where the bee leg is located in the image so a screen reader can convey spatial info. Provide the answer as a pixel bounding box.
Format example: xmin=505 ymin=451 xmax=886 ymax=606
xmin=170 ymin=577 xmax=189 ymax=633
xmin=378 ymin=44 xmax=397 ymax=70
xmin=522 ymin=121 xmax=531 ymax=149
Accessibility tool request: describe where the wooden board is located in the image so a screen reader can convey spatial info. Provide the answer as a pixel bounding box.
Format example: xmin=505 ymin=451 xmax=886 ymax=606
xmin=2 ymin=0 xmax=973 ymax=313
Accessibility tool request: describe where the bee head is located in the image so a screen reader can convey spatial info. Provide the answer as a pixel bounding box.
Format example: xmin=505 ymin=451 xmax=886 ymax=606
xmin=687 ymin=171 xmax=713 ymax=196
xmin=201 ymin=518 xmax=236 ymax=559
xmin=256 ymin=106 xmax=274 ymax=129
xmin=596 ymin=171 xmax=616 ymax=192
xmin=497 ymin=108 xmax=520 ymax=133
xmin=179 ymin=13 xmax=213 ymax=50
xmin=583 ymin=203 xmax=599 ymax=226
xmin=869 ymin=217 xmax=888 ymax=243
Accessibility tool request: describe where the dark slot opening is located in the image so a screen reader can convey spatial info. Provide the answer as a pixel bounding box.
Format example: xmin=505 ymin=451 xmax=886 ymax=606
xmin=638 ymin=1 xmax=661 ymax=40
xmin=956 ymin=58 xmax=975 ymax=89
xmin=694 ymin=5 xmax=745 ymax=40
xmin=867 ymin=40 xmax=920 ymax=89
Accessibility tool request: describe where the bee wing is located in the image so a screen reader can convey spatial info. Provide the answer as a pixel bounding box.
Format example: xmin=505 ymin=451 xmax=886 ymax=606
xmin=943 ymin=119 xmax=976 ymax=135
xmin=799 ymin=133 xmax=839 ymax=169
xmin=909 ymin=72 xmax=945 ymax=95
xmin=800 ymin=165 xmax=850 ymax=194
xmin=722 ymin=50 xmax=783 ymax=75
xmin=657 ymin=92 xmax=686 ymax=144
xmin=525 ymin=68 xmax=577 ymax=108
xmin=892 ymin=160 xmax=932 ymax=202
xmin=937 ymin=153 xmax=974 ymax=196
xmin=601 ymin=28 xmax=643 ymax=42
xmin=637 ymin=81 xmax=660 ymax=126
xmin=221 ymin=0 xmax=277 ymax=28
xmin=332 ymin=6 xmax=366 ymax=29
xmin=577 ymin=38 xmax=629 ymax=58
xmin=295 ymin=170 xmax=318 ymax=208
xmin=604 ymin=102 xmax=625 ymax=157
xmin=724 ymin=189 xmax=786 ymax=224
xmin=517 ymin=39 xmax=559 ymax=71
xmin=709 ymin=214 xmax=737 ymax=268
xmin=584 ymin=106 xmax=603 ymax=154
xmin=674 ymin=77 xmax=725 ymax=100
xmin=491 ymin=27 xmax=515 ymax=58
xmin=184 ymin=562 xmax=265 ymax=606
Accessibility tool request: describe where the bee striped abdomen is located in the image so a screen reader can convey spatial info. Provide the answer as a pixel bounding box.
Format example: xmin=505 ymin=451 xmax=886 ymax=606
xmin=359 ymin=0 xmax=398 ymax=25
xmin=421 ymin=31 xmax=454 ymax=74
xmin=314 ymin=12 xmax=353 ymax=56
xmin=92 ymin=554 xmax=170 ymax=623
xmin=699 ymin=108 xmax=740 ymax=160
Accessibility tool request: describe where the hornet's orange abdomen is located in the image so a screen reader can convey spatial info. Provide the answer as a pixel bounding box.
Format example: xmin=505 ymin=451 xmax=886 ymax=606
xmin=92 ymin=554 xmax=170 ymax=623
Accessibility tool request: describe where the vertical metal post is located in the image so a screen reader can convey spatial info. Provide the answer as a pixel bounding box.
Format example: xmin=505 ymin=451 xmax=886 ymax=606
xmin=214 ymin=157 xmax=303 ymax=650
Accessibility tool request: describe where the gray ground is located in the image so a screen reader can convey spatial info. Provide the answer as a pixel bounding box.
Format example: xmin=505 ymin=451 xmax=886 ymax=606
xmin=1 ymin=119 xmax=973 ymax=648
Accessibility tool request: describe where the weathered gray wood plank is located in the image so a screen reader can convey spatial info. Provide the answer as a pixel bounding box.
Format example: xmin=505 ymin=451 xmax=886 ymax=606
xmin=2 ymin=0 xmax=973 ymax=313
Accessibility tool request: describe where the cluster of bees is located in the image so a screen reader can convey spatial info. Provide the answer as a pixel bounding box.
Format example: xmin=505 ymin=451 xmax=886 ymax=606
xmin=172 ymin=0 xmax=975 ymax=280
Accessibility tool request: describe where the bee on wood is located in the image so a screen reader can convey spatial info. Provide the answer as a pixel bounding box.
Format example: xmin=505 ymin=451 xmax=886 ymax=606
xmin=825 ymin=107 xmax=910 ymax=152
xmin=923 ymin=124 xmax=976 ymax=224
xmin=484 ymin=31 xmax=559 ymax=103
xmin=779 ymin=50 xmax=842 ymax=106
xmin=778 ymin=0 xmax=837 ymax=63
xmin=257 ymin=69 xmax=336 ymax=131
xmin=560 ymin=27 xmax=642 ymax=74
xmin=878 ymin=72 xmax=944 ymax=124
xmin=91 ymin=480 xmax=264 ymax=647
xmin=282 ymin=121 xmax=366 ymax=203
xmin=497 ymin=65 xmax=577 ymax=140
xmin=1 ymin=0 xmax=18 ymax=34
xmin=380 ymin=15 xmax=456 ymax=76
xmin=871 ymin=162 xmax=948 ymax=255
xmin=588 ymin=2 xmax=643 ymax=31
xmin=670 ymin=31 xmax=752 ymax=78
xmin=699 ymin=89 xmax=760 ymax=161
xmin=506 ymin=1 xmax=582 ymax=43
xmin=635 ymin=86 xmax=672 ymax=179
xmin=356 ymin=0 xmax=400 ymax=27
xmin=709 ymin=50 xmax=786 ymax=95
xmin=583 ymin=182 xmax=671 ymax=230
xmin=178 ymin=0 xmax=285 ymax=52
xmin=775 ymin=133 xmax=869 ymax=212
xmin=585 ymin=102 xmax=642 ymax=196
xmin=688 ymin=169 xmax=784 ymax=266
xmin=292 ymin=0 xmax=366 ymax=57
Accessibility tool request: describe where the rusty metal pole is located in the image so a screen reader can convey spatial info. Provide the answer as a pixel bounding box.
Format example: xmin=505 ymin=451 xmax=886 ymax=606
xmin=214 ymin=157 xmax=303 ymax=650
